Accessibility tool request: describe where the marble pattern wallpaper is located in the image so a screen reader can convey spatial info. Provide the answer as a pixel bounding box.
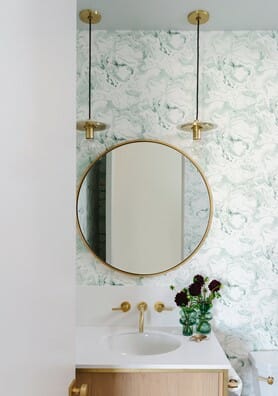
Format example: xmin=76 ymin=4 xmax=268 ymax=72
xmin=76 ymin=30 xmax=278 ymax=395
xmin=183 ymin=158 xmax=210 ymax=257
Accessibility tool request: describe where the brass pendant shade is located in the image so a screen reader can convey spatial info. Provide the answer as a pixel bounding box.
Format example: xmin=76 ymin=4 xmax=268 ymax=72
xmin=181 ymin=121 xmax=216 ymax=141
xmin=77 ymin=9 xmax=107 ymax=139
xmin=77 ymin=120 xmax=106 ymax=140
xmin=178 ymin=10 xmax=216 ymax=140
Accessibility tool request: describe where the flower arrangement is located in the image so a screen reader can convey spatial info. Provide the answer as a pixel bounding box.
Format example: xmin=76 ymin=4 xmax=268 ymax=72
xmin=171 ymin=274 xmax=222 ymax=336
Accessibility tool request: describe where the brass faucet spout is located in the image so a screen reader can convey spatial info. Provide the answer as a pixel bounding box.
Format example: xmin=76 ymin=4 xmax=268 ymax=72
xmin=137 ymin=302 xmax=148 ymax=333
xmin=139 ymin=309 xmax=144 ymax=333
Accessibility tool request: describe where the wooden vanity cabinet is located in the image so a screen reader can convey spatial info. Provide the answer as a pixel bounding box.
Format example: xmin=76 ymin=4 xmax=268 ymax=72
xmin=76 ymin=368 xmax=228 ymax=396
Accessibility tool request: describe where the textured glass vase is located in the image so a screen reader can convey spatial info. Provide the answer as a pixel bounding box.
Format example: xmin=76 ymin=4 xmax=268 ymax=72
xmin=196 ymin=302 xmax=212 ymax=334
xmin=179 ymin=307 xmax=197 ymax=336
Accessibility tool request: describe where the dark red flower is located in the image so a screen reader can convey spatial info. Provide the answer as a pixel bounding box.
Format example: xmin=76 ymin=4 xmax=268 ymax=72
xmin=193 ymin=274 xmax=205 ymax=286
xmin=175 ymin=291 xmax=189 ymax=307
xmin=208 ymin=280 xmax=221 ymax=292
xmin=188 ymin=282 xmax=202 ymax=296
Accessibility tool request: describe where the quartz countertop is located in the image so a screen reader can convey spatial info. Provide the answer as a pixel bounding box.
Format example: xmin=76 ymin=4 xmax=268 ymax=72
xmin=76 ymin=326 xmax=231 ymax=370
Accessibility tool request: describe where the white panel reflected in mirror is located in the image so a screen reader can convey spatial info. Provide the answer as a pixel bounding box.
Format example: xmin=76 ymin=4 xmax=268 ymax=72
xmin=77 ymin=140 xmax=212 ymax=275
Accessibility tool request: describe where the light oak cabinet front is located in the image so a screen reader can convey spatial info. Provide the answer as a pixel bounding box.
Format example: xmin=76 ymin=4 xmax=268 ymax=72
xmin=76 ymin=369 xmax=228 ymax=396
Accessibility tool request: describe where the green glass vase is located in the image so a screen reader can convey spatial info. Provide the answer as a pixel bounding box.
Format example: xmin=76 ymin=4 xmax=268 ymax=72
xmin=196 ymin=302 xmax=212 ymax=335
xmin=179 ymin=308 xmax=197 ymax=336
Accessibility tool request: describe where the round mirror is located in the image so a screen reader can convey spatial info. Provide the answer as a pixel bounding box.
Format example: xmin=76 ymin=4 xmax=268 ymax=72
xmin=77 ymin=140 xmax=213 ymax=275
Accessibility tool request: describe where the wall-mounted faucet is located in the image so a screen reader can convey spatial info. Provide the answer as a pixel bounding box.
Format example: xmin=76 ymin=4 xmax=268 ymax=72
xmin=137 ymin=302 xmax=148 ymax=333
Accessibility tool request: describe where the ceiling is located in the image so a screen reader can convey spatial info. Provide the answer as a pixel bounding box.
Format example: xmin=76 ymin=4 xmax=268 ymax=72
xmin=77 ymin=0 xmax=278 ymax=31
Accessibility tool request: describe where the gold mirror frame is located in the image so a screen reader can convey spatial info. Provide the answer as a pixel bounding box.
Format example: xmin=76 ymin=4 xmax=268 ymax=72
xmin=76 ymin=139 xmax=213 ymax=276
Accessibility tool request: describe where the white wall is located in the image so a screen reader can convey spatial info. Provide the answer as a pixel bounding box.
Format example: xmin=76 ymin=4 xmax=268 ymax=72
xmin=0 ymin=1 xmax=76 ymax=395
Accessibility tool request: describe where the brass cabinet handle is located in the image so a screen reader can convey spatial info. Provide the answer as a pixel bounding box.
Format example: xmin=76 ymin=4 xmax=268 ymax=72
xmin=69 ymin=380 xmax=89 ymax=396
xmin=112 ymin=301 xmax=131 ymax=312
xmin=258 ymin=376 xmax=274 ymax=385
xmin=154 ymin=301 xmax=174 ymax=313
xmin=72 ymin=384 xmax=88 ymax=396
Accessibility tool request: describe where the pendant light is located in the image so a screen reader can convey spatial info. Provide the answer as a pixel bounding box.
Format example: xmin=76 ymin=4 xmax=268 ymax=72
xmin=77 ymin=9 xmax=107 ymax=139
xmin=179 ymin=10 xmax=216 ymax=140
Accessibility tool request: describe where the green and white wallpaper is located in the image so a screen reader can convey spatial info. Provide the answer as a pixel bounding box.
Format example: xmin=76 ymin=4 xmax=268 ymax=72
xmin=77 ymin=30 xmax=278 ymax=395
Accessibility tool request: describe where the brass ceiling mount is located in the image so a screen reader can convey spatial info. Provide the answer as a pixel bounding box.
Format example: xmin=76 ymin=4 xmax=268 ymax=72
xmin=187 ymin=10 xmax=209 ymax=25
xmin=79 ymin=9 xmax=102 ymax=24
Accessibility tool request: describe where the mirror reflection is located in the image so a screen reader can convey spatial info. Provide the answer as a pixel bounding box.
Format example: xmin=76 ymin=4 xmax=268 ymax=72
xmin=77 ymin=141 xmax=212 ymax=275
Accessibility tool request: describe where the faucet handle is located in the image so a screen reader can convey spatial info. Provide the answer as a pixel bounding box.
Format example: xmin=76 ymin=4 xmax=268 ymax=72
xmin=154 ymin=301 xmax=174 ymax=313
xmin=112 ymin=301 xmax=131 ymax=312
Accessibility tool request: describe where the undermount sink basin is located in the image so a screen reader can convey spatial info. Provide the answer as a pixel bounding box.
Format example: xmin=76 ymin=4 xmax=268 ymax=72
xmin=106 ymin=332 xmax=181 ymax=356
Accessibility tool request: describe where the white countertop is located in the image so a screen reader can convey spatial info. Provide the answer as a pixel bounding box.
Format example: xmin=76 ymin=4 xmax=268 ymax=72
xmin=76 ymin=326 xmax=231 ymax=370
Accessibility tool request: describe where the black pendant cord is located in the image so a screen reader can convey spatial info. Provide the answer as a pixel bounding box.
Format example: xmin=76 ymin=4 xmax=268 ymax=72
xmin=195 ymin=17 xmax=200 ymax=121
xmin=88 ymin=17 xmax=92 ymax=120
